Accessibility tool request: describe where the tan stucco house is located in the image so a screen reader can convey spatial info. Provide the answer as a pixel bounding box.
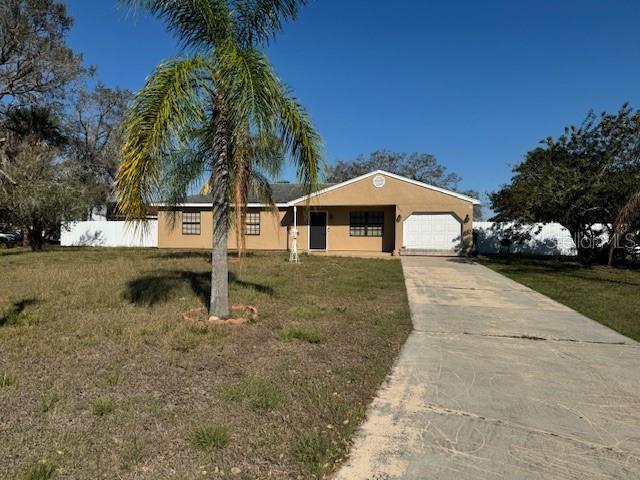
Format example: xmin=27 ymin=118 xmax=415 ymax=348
xmin=157 ymin=170 xmax=480 ymax=255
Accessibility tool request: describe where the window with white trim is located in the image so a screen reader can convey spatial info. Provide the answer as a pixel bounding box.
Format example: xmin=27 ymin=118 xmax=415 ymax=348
xmin=350 ymin=211 xmax=384 ymax=237
xmin=182 ymin=211 xmax=201 ymax=235
xmin=244 ymin=211 xmax=260 ymax=235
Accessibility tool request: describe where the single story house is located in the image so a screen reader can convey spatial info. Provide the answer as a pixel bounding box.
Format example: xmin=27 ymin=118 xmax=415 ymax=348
xmin=157 ymin=170 xmax=480 ymax=255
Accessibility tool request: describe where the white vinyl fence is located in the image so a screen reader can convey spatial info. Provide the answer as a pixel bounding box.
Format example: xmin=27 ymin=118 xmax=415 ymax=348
xmin=474 ymin=222 xmax=578 ymax=256
xmin=61 ymin=221 xmax=158 ymax=248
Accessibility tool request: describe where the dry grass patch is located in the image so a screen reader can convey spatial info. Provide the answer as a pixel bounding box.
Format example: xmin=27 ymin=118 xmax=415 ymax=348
xmin=0 ymin=248 xmax=411 ymax=479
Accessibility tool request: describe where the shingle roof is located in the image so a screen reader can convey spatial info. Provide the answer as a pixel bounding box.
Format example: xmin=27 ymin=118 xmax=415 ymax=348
xmin=184 ymin=183 xmax=333 ymax=205
xmin=175 ymin=170 xmax=480 ymax=206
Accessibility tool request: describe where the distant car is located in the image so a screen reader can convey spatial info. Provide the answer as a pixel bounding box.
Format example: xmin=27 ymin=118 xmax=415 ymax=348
xmin=0 ymin=229 xmax=21 ymax=248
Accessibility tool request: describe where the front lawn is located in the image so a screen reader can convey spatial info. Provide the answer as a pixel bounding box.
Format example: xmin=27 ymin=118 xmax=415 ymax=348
xmin=481 ymin=257 xmax=640 ymax=341
xmin=0 ymin=248 xmax=411 ymax=479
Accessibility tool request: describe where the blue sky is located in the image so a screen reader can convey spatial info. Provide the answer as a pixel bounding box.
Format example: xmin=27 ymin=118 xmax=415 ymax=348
xmin=66 ymin=0 xmax=640 ymax=200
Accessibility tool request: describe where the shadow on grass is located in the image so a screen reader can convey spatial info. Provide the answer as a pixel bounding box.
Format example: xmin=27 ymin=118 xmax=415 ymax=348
xmin=151 ymin=251 xmax=211 ymax=261
xmin=229 ymin=272 xmax=274 ymax=295
xmin=124 ymin=270 xmax=273 ymax=307
xmin=0 ymin=299 xmax=38 ymax=326
xmin=151 ymin=250 xmax=257 ymax=261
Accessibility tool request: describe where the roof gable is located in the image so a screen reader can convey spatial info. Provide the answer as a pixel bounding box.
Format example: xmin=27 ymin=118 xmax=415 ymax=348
xmin=288 ymin=170 xmax=480 ymax=205
xmin=156 ymin=170 xmax=479 ymax=207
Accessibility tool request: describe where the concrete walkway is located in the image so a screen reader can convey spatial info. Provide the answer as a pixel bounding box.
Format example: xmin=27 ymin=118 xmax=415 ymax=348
xmin=335 ymin=257 xmax=640 ymax=480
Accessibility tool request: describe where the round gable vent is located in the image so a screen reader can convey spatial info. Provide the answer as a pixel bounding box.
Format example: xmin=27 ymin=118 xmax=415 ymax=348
xmin=372 ymin=174 xmax=386 ymax=188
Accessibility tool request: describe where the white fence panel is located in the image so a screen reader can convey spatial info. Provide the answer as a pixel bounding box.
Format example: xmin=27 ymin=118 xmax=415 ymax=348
xmin=61 ymin=221 xmax=157 ymax=248
xmin=474 ymin=222 xmax=577 ymax=256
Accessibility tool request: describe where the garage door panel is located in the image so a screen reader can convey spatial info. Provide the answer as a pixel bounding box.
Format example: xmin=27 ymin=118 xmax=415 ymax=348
xmin=403 ymin=214 xmax=462 ymax=250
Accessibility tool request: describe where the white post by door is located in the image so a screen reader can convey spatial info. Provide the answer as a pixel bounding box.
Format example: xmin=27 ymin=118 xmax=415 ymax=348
xmin=289 ymin=205 xmax=299 ymax=263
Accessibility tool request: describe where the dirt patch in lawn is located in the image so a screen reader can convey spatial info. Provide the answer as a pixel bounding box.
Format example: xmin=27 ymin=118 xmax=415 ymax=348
xmin=0 ymin=248 xmax=411 ymax=479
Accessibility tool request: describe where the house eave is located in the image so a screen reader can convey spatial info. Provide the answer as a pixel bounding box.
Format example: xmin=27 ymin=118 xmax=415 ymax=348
xmin=286 ymin=170 xmax=481 ymax=206
xmin=153 ymin=202 xmax=290 ymax=208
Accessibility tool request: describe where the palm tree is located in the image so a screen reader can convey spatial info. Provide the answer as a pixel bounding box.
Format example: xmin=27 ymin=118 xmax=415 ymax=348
xmin=608 ymin=191 xmax=640 ymax=266
xmin=116 ymin=0 xmax=322 ymax=317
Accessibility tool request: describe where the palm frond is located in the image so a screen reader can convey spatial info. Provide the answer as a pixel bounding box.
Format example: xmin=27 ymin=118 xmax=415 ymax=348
xmin=273 ymin=92 xmax=323 ymax=191
xmin=232 ymin=0 xmax=308 ymax=46
xmin=164 ymin=143 xmax=211 ymax=230
xmin=250 ymin=168 xmax=276 ymax=209
xmin=215 ymin=46 xmax=323 ymax=192
xmin=162 ymin=145 xmax=210 ymax=205
xmin=614 ymin=190 xmax=640 ymax=233
xmin=120 ymin=0 xmax=233 ymax=51
xmin=116 ymin=57 xmax=209 ymax=220
xmin=230 ymin=125 xmax=252 ymax=254
xmin=251 ymin=129 xmax=285 ymax=177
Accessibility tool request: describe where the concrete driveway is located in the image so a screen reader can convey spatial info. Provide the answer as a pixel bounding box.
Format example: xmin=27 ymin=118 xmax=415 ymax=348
xmin=335 ymin=257 xmax=640 ymax=480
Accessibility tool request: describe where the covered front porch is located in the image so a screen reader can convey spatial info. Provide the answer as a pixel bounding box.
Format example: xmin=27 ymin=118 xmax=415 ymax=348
xmin=289 ymin=205 xmax=398 ymax=254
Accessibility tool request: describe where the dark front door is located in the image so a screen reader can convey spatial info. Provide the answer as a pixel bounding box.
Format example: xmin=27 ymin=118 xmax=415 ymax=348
xmin=309 ymin=211 xmax=327 ymax=250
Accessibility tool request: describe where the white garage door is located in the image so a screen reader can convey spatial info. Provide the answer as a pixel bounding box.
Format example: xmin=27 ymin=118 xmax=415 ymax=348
xmin=403 ymin=213 xmax=462 ymax=250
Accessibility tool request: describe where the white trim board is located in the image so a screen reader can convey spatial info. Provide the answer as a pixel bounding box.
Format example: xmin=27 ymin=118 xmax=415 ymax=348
xmin=288 ymin=170 xmax=480 ymax=206
xmin=153 ymin=202 xmax=289 ymax=208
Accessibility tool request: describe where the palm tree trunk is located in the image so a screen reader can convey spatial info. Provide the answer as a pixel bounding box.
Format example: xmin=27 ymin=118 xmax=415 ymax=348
xmin=209 ymin=104 xmax=230 ymax=318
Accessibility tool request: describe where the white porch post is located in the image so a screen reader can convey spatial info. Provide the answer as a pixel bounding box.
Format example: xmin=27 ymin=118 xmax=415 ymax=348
xmin=289 ymin=205 xmax=299 ymax=263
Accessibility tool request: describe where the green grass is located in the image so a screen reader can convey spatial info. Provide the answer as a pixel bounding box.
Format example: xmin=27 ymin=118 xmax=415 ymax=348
xmin=26 ymin=461 xmax=56 ymax=480
xmin=105 ymin=369 xmax=122 ymax=386
xmin=191 ymin=424 xmax=229 ymax=451
xmin=293 ymin=432 xmax=334 ymax=475
xmin=39 ymin=392 xmax=59 ymax=414
xmin=92 ymin=398 xmax=115 ymax=417
xmin=1 ymin=371 xmax=17 ymax=387
xmin=121 ymin=435 xmax=144 ymax=471
xmin=280 ymin=326 xmax=325 ymax=344
xmin=481 ymin=256 xmax=640 ymax=341
xmin=219 ymin=376 xmax=282 ymax=411
xmin=0 ymin=248 xmax=411 ymax=479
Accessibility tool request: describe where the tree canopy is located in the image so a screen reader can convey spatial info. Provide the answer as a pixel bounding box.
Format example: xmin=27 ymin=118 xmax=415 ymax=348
xmin=65 ymin=85 xmax=132 ymax=209
xmin=490 ymin=104 xmax=640 ymax=261
xmin=0 ymin=1 xmax=130 ymax=246
xmin=0 ymin=106 xmax=86 ymax=248
xmin=0 ymin=0 xmax=87 ymax=105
